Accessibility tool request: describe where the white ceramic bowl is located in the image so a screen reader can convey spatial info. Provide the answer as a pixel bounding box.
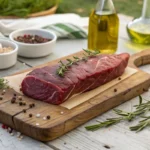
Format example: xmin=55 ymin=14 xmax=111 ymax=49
xmin=0 ymin=39 xmax=18 ymax=69
xmin=9 ymin=29 xmax=57 ymax=58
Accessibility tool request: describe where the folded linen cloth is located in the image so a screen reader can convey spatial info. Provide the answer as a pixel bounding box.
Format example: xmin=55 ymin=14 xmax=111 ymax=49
xmin=0 ymin=13 xmax=88 ymax=39
xmin=44 ymin=23 xmax=87 ymax=39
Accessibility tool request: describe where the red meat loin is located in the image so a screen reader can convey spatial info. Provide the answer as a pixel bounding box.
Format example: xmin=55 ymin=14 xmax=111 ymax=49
xmin=21 ymin=53 xmax=130 ymax=105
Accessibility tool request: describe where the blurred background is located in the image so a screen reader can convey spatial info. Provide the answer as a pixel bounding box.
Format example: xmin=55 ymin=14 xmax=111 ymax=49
xmin=0 ymin=0 xmax=143 ymax=18
xmin=58 ymin=0 xmax=143 ymax=17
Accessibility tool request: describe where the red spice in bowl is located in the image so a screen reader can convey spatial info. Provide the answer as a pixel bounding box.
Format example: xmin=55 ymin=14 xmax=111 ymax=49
xmin=14 ymin=34 xmax=52 ymax=44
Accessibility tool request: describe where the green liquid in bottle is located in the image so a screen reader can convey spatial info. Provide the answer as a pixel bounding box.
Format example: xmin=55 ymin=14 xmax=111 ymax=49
xmin=127 ymin=20 xmax=150 ymax=44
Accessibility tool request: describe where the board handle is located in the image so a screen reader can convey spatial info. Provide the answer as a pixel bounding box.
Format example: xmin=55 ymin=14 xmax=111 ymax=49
xmin=129 ymin=49 xmax=150 ymax=69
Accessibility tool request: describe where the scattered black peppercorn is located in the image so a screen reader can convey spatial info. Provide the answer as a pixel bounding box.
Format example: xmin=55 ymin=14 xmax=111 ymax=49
xmin=32 ymin=103 xmax=35 ymax=107
xmin=14 ymin=93 xmax=17 ymax=97
xmin=29 ymin=104 xmax=33 ymax=108
xmin=12 ymin=97 xmax=16 ymax=100
xmin=19 ymin=102 xmax=23 ymax=106
xmin=114 ymin=89 xmax=117 ymax=92
xmin=20 ymin=88 xmax=22 ymax=91
xmin=23 ymin=109 xmax=26 ymax=113
xmin=22 ymin=102 xmax=26 ymax=106
xmin=118 ymin=77 xmax=121 ymax=80
xmin=47 ymin=115 xmax=50 ymax=120
xmin=29 ymin=114 xmax=32 ymax=118
xmin=0 ymin=97 xmax=3 ymax=100
xmin=11 ymin=99 xmax=15 ymax=104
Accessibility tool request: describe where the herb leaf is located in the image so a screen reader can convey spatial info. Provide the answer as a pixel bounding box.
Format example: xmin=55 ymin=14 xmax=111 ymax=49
xmin=130 ymin=116 xmax=150 ymax=132
xmin=139 ymin=95 xmax=143 ymax=105
xmin=85 ymin=95 xmax=150 ymax=131
xmin=56 ymin=49 xmax=100 ymax=77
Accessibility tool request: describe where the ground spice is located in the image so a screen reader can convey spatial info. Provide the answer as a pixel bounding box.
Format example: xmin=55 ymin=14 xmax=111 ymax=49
xmin=0 ymin=43 xmax=13 ymax=54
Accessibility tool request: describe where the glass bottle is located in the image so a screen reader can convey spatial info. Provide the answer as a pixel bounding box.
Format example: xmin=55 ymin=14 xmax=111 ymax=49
xmin=127 ymin=0 xmax=150 ymax=44
xmin=88 ymin=0 xmax=119 ymax=54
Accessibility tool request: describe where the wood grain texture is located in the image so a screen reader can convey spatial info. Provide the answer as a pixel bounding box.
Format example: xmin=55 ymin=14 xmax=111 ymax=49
xmin=1 ymin=50 xmax=150 ymax=142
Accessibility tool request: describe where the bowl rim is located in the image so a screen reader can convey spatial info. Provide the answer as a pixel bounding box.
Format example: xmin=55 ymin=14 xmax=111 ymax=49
xmin=9 ymin=29 xmax=57 ymax=46
xmin=0 ymin=39 xmax=18 ymax=56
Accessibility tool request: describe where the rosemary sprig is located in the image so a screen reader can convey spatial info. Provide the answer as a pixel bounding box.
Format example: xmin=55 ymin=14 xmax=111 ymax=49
xmin=85 ymin=117 xmax=122 ymax=131
xmin=0 ymin=78 xmax=9 ymax=89
xmin=57 ymin=49 xmax=100 ymax=77
xmin=130 ymin=116 xmax=150 ymax=132
xmin=85 ymin=96 xmax=150 ymax=131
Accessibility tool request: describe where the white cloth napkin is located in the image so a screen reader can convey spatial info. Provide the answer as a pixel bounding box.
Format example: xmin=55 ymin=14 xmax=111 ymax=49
xmin=0 ymin=13 xmax=88 ymax=36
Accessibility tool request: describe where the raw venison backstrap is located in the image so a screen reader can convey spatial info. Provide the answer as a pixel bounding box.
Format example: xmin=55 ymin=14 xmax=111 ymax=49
xmin=21 ymin=53 xmax=130 ymax=105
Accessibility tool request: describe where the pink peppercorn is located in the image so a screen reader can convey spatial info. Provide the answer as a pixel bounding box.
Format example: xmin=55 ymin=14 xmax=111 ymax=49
xmin=2 ymin=124 xmax=8 ymax=129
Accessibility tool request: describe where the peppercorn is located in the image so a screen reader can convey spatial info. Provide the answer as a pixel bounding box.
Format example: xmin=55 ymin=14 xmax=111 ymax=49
xmin=118 ymin=77 xmax=121 ymax=80
xmin=22 ymin=102 xmax=26 ymax=106
xmin=1 ymin=91 xmax=5 ymax=95
xmin=29 ymin=114 xmax=32 ymax=118
xmin=32 ymin=103 xmax=35 ymax=107
xmin=29 ymin=104 xmax=33 ymax=108
xmin=23 ymin=109 xmax=26 ymax=113
xmin=12 ymin=96 xmax=16 ymax=100
xmin=114 ymin=89 xmax=117 ymax=92
xmin=47 ymin=115 xmax=50 ymax=120
xmin=19 ymin=102 xmax=23 ymax=106
xmin=11 ymin=99 xmax=16 ymax=104
xmin=14 ymin=93 xmax=17 ymax=97
xmin=0 ymin=96 xmax=3 ymax=100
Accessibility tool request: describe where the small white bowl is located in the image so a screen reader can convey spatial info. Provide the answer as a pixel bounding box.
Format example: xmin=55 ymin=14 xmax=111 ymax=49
xmin=9 ymin=29 xmax=57 ymax=58
xmin=0 ymin=39 xmax=18 ymax=69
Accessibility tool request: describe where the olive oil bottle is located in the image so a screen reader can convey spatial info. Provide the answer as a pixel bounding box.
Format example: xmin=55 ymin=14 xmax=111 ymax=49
xmin=127 ymin=0 xmax=150 ymax=45
xmin=88 ymin=0 xmax=119 ymax=54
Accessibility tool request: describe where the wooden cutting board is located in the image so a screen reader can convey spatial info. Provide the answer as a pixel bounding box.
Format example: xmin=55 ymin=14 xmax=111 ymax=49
xmin=1 ymin=50 xmax=150 ymax=142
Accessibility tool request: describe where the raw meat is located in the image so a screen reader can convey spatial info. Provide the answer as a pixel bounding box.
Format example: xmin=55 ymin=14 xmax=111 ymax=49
xmin=21 ymin=53 xmax=130 ymax=105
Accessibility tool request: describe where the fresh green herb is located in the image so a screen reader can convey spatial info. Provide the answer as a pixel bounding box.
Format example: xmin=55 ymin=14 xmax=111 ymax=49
xmin=85 ymin=96 xmax=150 ymax=131
xmin=130 ymin=116 xmax=150 ymax=132
xmin=0 ymin=0 xmax=59 ymax=17
xmin=85 ymin=117 xmax=122 ymax=131
xmin=0 ymin=78 xmax=8 ymax=89
xmin=57 ymin=49 xmax=100 ymax=77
